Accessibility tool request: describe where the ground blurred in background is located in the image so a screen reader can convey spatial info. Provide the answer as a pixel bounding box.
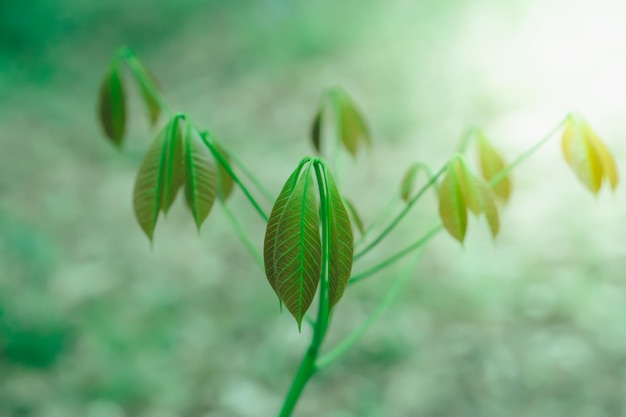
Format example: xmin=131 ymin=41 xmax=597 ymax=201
xmin=1 ymin=0 xmax=626 ymax=416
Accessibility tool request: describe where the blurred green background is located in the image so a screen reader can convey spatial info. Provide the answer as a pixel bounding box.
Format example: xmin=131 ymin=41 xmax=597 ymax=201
xmin=2 ymin=0 xmax=626 ymax=416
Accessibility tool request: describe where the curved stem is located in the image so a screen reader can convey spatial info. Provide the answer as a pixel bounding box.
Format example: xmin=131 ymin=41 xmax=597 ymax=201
xmin=121 ymin=48 xmax=174 ymax=116
xmin=316 ymin=248 xmax=424 ymax=370
xmin=119 ymin=47 xmax=272 ymax=223
xmin=277 ymin=160 xmax=331 ymax=417
xmin=354 ymin=166 xmax=445 ymax=261
xmin=225 ymin=147 xmax=275 ymax=203
xmin=488 ymin=117 xmax=567 ymax=187
xmin=200 ymin=133 xmax=269 ymax=222
xmin=350 ymin=224 xmax=442 ymax=285
xmin=354 ymin=194 xmax=398 ymax=248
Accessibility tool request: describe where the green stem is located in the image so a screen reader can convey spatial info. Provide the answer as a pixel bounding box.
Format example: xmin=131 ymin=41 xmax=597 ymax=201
xmin=121 ymin=48 xmax=174 ymax=116
xmin=355 ymin=194 xmax=398 ymax=248
xmin=316 ymin=248 xmax=424 ymax=370
xmin=225 ymin=147 xmax=275 ymax=203
xmin=350 ymin=225 xmax=442 ymax=285
xmin=458 ymin=126 xmax=479 ymax=153
xmin=200 ymin=133 xmax=269 ymax=222
xmin=350 ymin=116 xmax=568 ymax=284
xmin=277 ymin=160 xmax=331 ymax=417
xmin=354 ymin=166 xmax=445 ymax=261
xmin=119 ymin=47 xmax=272 ymax=223
xmin=488 ymin=117 xmax=567 ymax=187
xmin=219 ymin=200 xmax=263 ymax=269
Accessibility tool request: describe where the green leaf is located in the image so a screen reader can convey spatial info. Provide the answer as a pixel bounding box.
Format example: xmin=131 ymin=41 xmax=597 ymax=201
xmin=162 ymin=117 xmax=185 ymax=213
xmin=98 ymin=63 xmax=126 ymax=146
xmin=438 ymin=158 xmax=500 ymax=242
xmin=562 ymin=115 xmax=619 ymax=194
xmin=135 ymin=65 xmax=161 ymax=126
xmin=330 ymin=88 xmax=371 ymax=157
xmin=184 ymin=127 xmax=218 ymax=231
xmin=263 ymin=161 xmax=322 ymax=328
xmin=438 ymin=161 xmax=467 ymax=243
xmin=311 ymin=110 xmax=322 ymax=153
xmin=477 ymin=133 xmax=511 ymax=202
xmin=132 ymin=116 xmax=185 ymax=240
xmin=213 ymin=142 xmax=235 ymax=201
xmin=324 ymin=166 xmax=354 ymax=310
xmin=342 ymin=198 xmax=365 ymax=235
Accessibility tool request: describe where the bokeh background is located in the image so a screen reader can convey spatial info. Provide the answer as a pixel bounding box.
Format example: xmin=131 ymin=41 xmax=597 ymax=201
xmin=2 ymin=0 xmax=626 ymax=416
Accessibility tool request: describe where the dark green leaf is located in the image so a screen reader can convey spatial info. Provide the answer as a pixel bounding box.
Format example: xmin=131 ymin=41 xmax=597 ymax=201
xmin=213 ymin=143 xmax=235 ymax=201
xmin=184 ymin=127 xmax=218 ymax=231
xmin=98 ymin=63 xmax=126 ymax=146
xmin=136 ymin=67 xmax=161 ymax=126
xmin=263 ymin=161 xmax=322 ymax=328
xmin=324 ymin=166 xmax=354 ymax=310
xmin=162 ymin=117 xmax=185 ymax=213
xmin=311 ymin=110 xmax=322 ymax=153
xmin=330 ymin=88 xmax=371 ymax=157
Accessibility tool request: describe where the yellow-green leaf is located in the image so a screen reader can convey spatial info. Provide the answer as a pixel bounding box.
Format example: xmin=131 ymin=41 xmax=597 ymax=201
xmin=98 ymin=63 xmax=126 ymax=146
xmin=562 ymin=116 xmax=604 ymax=194
xmin=438 ymin=157 xmax=500 ymax=242
xmin=325 ymin=166 xmax=354 ymax=310
xmin=263 ymin=161 xmax=322 ymax=329
xmin=184 ymin=127 xmax=218 ymax=230
xmin=584 ymin=123 xmax=619 ymax=190
xmin=477 ymin=133 xmax=511 ymax=202
xmin=132 ymin=116 xmax=185 ymax=240
xmin=438 ymin=162 xmax=467 ymax=243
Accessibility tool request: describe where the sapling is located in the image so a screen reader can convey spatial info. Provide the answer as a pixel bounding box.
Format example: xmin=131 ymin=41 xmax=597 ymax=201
xmin=97 ymin=46 xmax=619 ymax=417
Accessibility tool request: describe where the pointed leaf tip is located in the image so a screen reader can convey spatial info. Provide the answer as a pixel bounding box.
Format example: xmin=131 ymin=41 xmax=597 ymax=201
xmin=98 ymin=63 xmax=126 ymax=146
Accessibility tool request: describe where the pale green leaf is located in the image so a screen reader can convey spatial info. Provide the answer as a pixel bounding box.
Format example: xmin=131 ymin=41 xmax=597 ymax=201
xmin=184 ymin=127 xmax=218 ymax=230
xmin=324 ymin=166 xmax=354 ymax=310
xmin=98 ymin=63 xmax=126 ymax=146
